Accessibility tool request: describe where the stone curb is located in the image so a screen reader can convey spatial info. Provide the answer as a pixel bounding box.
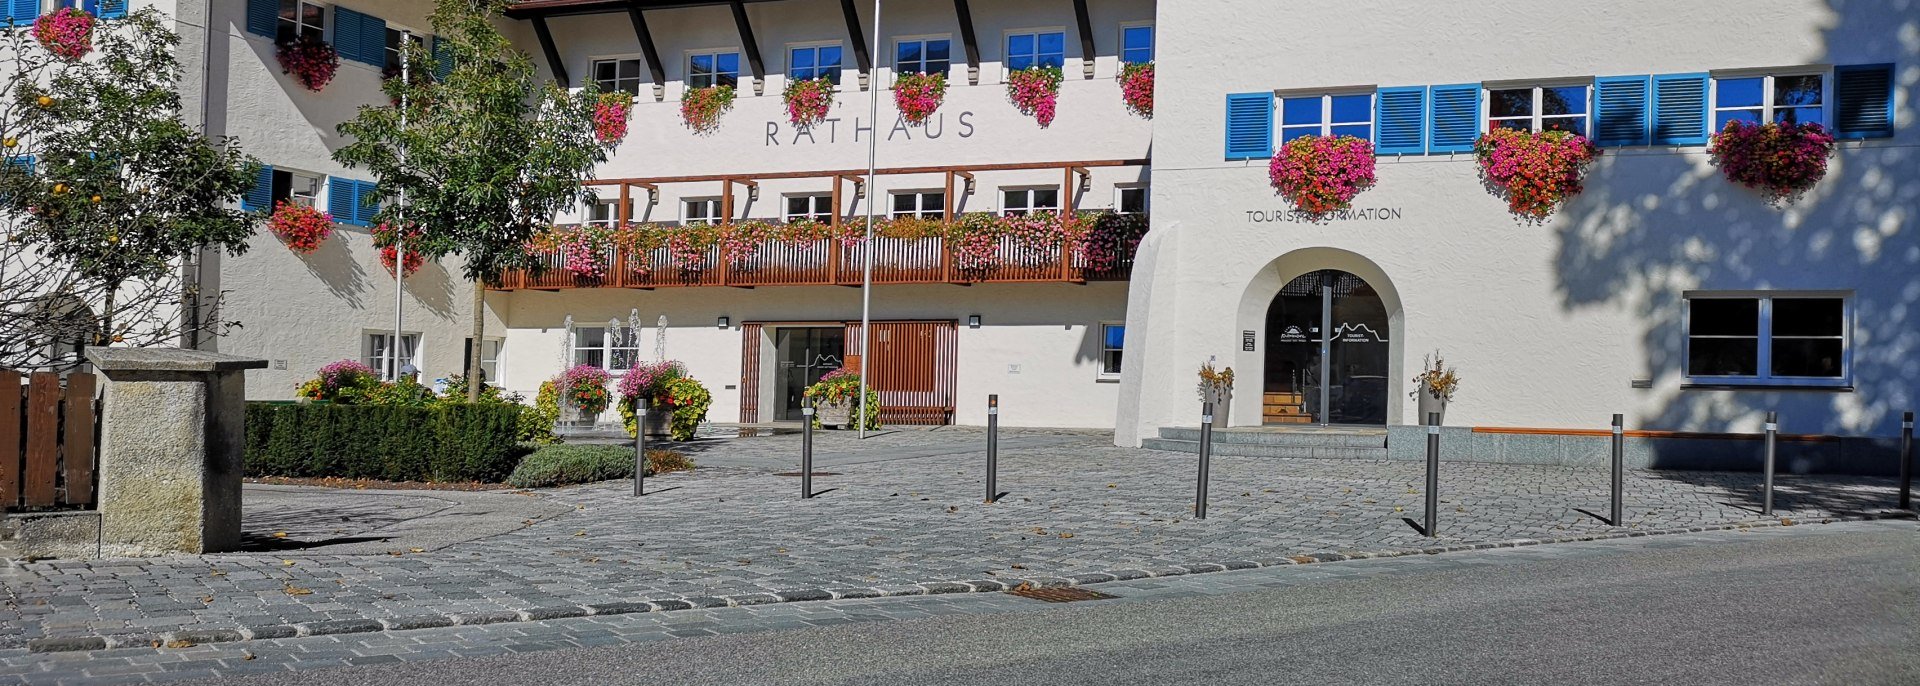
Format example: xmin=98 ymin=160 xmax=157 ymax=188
xmin=23 ymin=510 xmax=1915 ymax=653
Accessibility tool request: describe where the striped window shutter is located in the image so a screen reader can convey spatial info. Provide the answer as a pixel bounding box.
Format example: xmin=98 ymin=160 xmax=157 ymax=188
xmin=1223 ymin=92 xmax=1273 ymax=160
xmin=1374 ymin=86 xmax=1426 ymax=155
xmin=1834 ymin=63 xmax=1894 ymax=139
xmin=431 ymin=35 xmax=455 ymax=80
xmin=245 ymin=0 xmax=276 ymax=38
xmin=5 ymin=155 xmax=34 ymax=174
xmin=243 ymin=165 xmax=274 ymax=212
xmin=328 ymin=177 xmax=359 ymax=224
xmin=96 ymin=0 xmax=127 ymax=19
xmin=334 ymin=7 xmax=388 ymax=67
xmin=1594 ymin=76 xmax=1651 ymax=147
xmin=7 ymin=0 xmax=39 ymax=27
xmin=1426 ymin=84 xmax=1480 ymax=154
xmin=1651 ymin=73 xmax=1710 ymax=145
xmin=356 ymin=181 xmax=380 ymax=224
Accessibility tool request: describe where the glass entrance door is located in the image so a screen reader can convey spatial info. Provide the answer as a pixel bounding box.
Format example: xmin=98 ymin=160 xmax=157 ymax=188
xmin=775 ymin=327 xmax=845 ymax=421
xmin=1264 ymin=270 xmax=1389 ymax=425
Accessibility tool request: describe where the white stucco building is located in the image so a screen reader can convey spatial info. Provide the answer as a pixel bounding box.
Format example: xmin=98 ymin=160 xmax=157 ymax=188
xmin=61 ymin=0 xmax=1911 ymax=464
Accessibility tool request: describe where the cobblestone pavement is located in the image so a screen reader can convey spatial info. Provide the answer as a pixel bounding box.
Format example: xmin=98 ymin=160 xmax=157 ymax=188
xmin=1 ymin=428 xmax=1907 ymax=654
xmin=0 ymin=519 xmax=1912 ymax=685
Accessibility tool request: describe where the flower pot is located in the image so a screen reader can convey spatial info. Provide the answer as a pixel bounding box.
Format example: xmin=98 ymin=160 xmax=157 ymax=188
xmin=816 ymin=399 xmax=852 ymax=428
xmin=1417 ymin=392 xmax=1448 ymax=426
xmin=642 ymin=407 xmax=672 ymax=438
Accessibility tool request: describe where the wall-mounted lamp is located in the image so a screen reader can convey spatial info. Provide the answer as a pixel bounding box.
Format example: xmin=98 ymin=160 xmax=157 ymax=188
xmin=742 ymin=180 xmax=760 ymax=202
xmin=967 ymin=315 xmax=981 ymax=329
xmin=717 ymin=316 xmax=730 ymax=329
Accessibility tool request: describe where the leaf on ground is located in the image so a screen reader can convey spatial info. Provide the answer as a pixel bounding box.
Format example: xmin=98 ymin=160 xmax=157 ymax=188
xmin=1058 ymin=532 xmax=1074 ymax=539
xmin=242 ymin=652 xmax=256 ymax=661
xmin=573 ymin=530 xmax=587 ymax=537
xmin=199 ymin=596 xmax=213 ymax=604
xmin=280 ymin=560 xmax=295 ymax=566
xmin=271 ymin=532 xmax=287 ymax=539
xmin=387 ymin=551 xmax=404 ymax=556
xmin=408 ymin=548 xmax=425 ymax=553
xmin=284 ymin=585 xmax=313 ymax=596
xmin=1010 ymin=563 xmax=1027 ymax=569
xmin=1106 ymin=484 xmax=1117 ymax=489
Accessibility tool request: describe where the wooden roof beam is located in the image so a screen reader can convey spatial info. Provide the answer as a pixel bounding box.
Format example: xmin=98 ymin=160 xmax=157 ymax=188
xmin=625 ymin=3 xmax=667 ymax=99
xmin=530 ymin=16 xmax=570 ymax=87
xmin=1072 ymin=0 xmax=1095 ymax=79
xmin=952 ymin=0 xmax=981 ymax=84
xmin=838 ymin=0 xmax=871 ymax=87
xmin=728 ymin=0 xmax=767 ymax=92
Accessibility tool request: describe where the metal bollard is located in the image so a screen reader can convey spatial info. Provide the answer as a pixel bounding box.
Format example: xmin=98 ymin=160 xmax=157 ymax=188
xmin=1195 ymin=402 xmax=1214 ymax=520
xmin=801 ymin=401 xmax=815 ymax=499
xmin=986 ymin=395 xmax=999 ymax=504
xmin=1762 ymin=411 xmax=1778 ymax=516
xmin=633 ymin=398 xmax=647 ymax=497
xmin=1425 ymin=412 xmax=1440 ymax=537
xmin=1899 ymin=411 xmax=1913 ymax=510
xmin=1610 ymin=413 xmax=1624 ymax=526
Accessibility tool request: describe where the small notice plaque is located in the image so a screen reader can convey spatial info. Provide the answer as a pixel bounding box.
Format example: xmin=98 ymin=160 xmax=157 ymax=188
xmin=1242 ymin=330 xmax=1256 ymax=352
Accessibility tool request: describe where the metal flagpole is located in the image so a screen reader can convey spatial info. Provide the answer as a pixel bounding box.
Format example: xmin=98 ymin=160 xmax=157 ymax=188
xmin=391 ymin=32 xmax=411 ymax=382
xmin=856 ymin=0 xmax=880 ymax=440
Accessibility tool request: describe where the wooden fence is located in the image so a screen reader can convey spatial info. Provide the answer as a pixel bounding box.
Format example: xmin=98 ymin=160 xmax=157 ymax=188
xmin=1 ymin=370 xmax=97 ymax=513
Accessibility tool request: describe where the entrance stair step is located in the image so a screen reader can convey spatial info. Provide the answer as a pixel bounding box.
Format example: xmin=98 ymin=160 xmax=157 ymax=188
xmin=1141 ymin=437 xmax=1388 ymax=460
xmin=1155 ymin=426 xmax=1386 ymax=447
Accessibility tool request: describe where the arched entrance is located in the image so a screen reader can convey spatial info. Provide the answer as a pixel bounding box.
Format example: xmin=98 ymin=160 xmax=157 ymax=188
xmin=1264 ymin=270 xmax=1389 ymax=425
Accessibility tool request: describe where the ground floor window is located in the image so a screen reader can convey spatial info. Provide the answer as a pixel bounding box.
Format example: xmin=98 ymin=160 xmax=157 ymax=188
xmin=1001 ymin=187 xmax=1058 ymax=216
xmin=1099 ymin=323 xmax=1124 ymax=378
xmin=890 ymin=191 xmax=944 ymax=219
xmin=463 ymin=337 xmax=501 ymax=383
xmin=785 ymin=194 xmax=835 ymax=222
xmin=572 ymin=325 xmax=639 ymax=372
xmin=1685 ymin=293 xmax=1848 ymax=386
xmin=364 ymin=332 xmax=421 ymax=380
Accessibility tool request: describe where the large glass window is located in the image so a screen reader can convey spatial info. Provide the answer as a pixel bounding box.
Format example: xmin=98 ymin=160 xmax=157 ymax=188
xmin=895 ymin=38 xmax=950 ymax=76
xmin=1120 ymin=25 xmax=1153 ymax=64
xmin=1686 ymin=294 xmax=1848 ymax=385
xmin=572 ymin=326 xmax=639 ymax=372
xmin=789 ymin=44 xmax=843 ymax=84
xmin=277 ymin=0 xmax=324 ymax=45
xmin=594 ymin=58 xmax=645 ymax=95
xmin=1488 ymin=84 xmax=1590 ymax=136
xmin=689 ymin=51 xmax=740 ymax=89
xmin=890 ymin=191 xmax=945 ymax=219
xmin=785 ymin=194 xmax=835 ymax=222
xmin=1001 ymin=188 xmax=1059 ymax=216
xmin=683 ymin=198 xmax=723 ymax=224
xmin=1279 ymin=93 xmax=1374 ymax=142
xmin=1006 ymin=31 xmax=1065 ymax=72
xmin=1714 ymin=73 xmax=1824 ymax=129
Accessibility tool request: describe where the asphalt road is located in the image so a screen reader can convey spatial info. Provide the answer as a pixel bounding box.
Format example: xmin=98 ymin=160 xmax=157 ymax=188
xmin=211 ymin=521 xmax=1920 ymax=686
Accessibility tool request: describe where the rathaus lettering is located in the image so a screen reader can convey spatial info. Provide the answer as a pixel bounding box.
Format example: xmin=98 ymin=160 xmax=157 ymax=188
xmin=765 ymin=112 xmax=977 ymax=146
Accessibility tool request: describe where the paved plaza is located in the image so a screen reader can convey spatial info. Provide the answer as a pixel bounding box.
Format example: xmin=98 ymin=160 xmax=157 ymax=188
xmin=1 ymin=428 xmax=1908 ymax=655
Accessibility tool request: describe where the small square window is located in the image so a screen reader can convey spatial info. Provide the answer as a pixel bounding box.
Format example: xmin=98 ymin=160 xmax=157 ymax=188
xmin=684 ymin=198 xmax=723 ymax=224
xmin=890 ymin=192 xmax=945 ymax=219
xmin=1685 ymin=293 xmax=1849 ymax=386
xmin=277 ymin=0 xmax=324 ymax=45
xmin=1006 ymin=31 xmax=1065 ymax=72
xmin=1116 ymin=187 xmax=1147 ymax=214
xmin=365 ymin=332 xmax=421 ymax=381
xmin=789 ymin=45 xmax=843 ymax=84
xmin=1002 ymin=188 xmax=1059 ymax=216
xmin=785 ymin=194 xmax=835 ymax=222
xmin=1120 ymin=25 xmax=1153 ymax=64
xmin=1488 ymin=84 xmax=1590 ymax=136
xmin=594 ymin=58 xmax=645 ymax=95
xmin=384 ymin=27 xmax=425 ymax=75
xmin=1715 ymin=72 xmax=1825 ymax=130
xmin=1278 ymin=92 xmax=1374 ymax=143
xmin=689 ymin=51 xmax=740 ymax=89
xmin=895 ymin=38 xmax=951 ymax=76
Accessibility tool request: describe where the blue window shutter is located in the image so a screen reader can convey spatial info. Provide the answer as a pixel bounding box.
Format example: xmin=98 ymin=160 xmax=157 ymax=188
xmin=5 ymin=155 xmax=34 ymax=174
xmin=328 ymin=177 xmax=358 ymax=224
xmin=1426 ymin=83 xmax=1479 ymax=154
xmin=1594 ymin=75 xmax=1651 ymax=147
xmin=243 ymin=164 xmax=274 ymax=212
xmin=1223 ymin=92 xmax=1274 ymax=160
xmin=1374 ymin=86 xmax=1426 ymax=155
xmin=431 ymin=35 xmax=455 ymax=80
xmin=244 ymin=0 xmax=276 ymax=38
xmin=96 ymin=0 xmax=127 ymax=19
xmin=335 ymin=7 xmax=387 ymax=67
xmin=1651 ymin=73 xmax=1710 ymax=145
xmin=7 ymin=0 xmax=39 ymax=27
xmin=1834 ymin=63 xmax=1894 ymax=139
xmin=355 ymin=181 xmax=380 ymax=225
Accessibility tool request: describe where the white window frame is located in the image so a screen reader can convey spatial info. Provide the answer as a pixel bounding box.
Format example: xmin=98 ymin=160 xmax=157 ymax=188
xmin=571 ymin=325 xmax=641 ymax=373
xmin=786 ymin=41 xmax=844 ymax=85
xmin=1098 ymin=321 xmax=1125 ymax=380
xmin=889 ymin=191 xmax=945 ymax=219
xmin=582 ymin=196 xmax=626 ymax=228
xmin=1113 ymin=185 xmax=1147 ymax=214
xmin=383 ymin=24 xmax=425 ymax=74
xmin=1003 ymin=27 xmax=1067 ymax=75
xmin=686 ymin=48 xmax=741 ymax=90
xmin=1682 ymin=291 xmax=1852 ymax=388
xmin=892 ymin=35 xmax=953 ymax=77
xmin=267 ymin=168 xmax=322 ymax=209
xmin=1000 ymin=186 xmax=1060 ymax=216
xmin=591 ymin=55 xmax=647 ymax=95
xmin=1118 ymin=22 xmax=1154 ymax=65
xmin=682 ymin=197 xmax=723 ymax=224
xmin=364 ymin=331 xmax=422 ymax=381
xmin=1275 ymin=89 xmax=1376 ymax=142
xmin=1484 ymin=81 xmax=1593 ymax=135
xmin=277 ymin=0 xmax=326 ymax=44
xmin=1710 ymin=68 xmax=1831 ymax=129
xmin=783 ymin=193 xmax=836 ymax=222
xmin=463 ymin=337 xmax=503 ymax=384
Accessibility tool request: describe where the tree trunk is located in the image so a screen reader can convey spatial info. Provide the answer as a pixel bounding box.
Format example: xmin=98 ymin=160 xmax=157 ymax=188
xmin=99 ymin=284 xmax=117 ymax=349
xmin=467 ymin=275 xmax=485 ymax=402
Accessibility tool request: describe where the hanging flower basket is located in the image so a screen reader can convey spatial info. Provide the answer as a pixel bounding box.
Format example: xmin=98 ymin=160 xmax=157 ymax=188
xmin=372 ymin=223 xmax=425 ymax=278
xmin=783 ymin=77 xmax=835 ymax=130
xmin=267 ymin=201 xmax=335 ymax=254
xmin=276 ymin=35 xmax=339 ymax=92
xmin=32 ymin=7 xmax=95 ymax=61
xmin=1006 ymin=65 xmax=1064 ymax=127
xmin=1472 ymin=128 xmax=1601 ymax=222
xmin=893 ymin=72 xmax=947 ymax=126
xmin=1268 ymin=135 xmax=1378 ymax=221
xmin=681 ymin=85 xmax=736 ymax=135
xmin=594 ymin=91 xmax=634 ymax=145
xmin=1118 ymin=62 xmax=1153 ymax=118
xmin=1706 ymin=120 xmax=1835 ymax=205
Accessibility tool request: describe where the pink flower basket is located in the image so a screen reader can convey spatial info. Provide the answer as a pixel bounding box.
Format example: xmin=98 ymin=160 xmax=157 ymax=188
xmin=594 ymin=92 xmax=633 ymax=145
xmin=1706 ymin=120 xmax=1835 ymax=205
xmin=1268 ymin=135 xmax=1378 ymax=220
xmin=893 ymin=72 xmax=947 ymax=126
xmin=783 ymin=77 xmax=835 ymax=129
xmin=1118 ymin=62 xmax=1153 ymax=118
xmin=32 ymin=7 xmax=95 ymax=61
xmin=267 ymin=201 xmax=335 ymax=254
xmin=1472 ymin=128 xmax=1601 ymax=222
xmin=276 ymin=35 xmax=339 ymax=92
xmin=1006 ymin=66 xmax=1064 ymax=127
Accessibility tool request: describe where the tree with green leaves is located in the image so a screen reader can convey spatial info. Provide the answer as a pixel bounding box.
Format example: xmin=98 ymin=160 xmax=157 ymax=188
xmin=0 ymin=8 xmax=259 ymax=371
xmin=335 ymin=0 xmax=613 ymax=401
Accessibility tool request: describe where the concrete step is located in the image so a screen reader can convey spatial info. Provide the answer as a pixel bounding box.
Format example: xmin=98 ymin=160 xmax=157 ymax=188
xmin=1156 ymin=427 xmax=1387 ymax=448
xmin=1141 ymin=437 xmax=1389 ymax=460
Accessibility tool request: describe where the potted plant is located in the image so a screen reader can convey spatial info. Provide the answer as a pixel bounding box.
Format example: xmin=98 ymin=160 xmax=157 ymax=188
xmin=681 ymin=85 xmax=736 ymax=135
xmin=275 ymin=34 xmax=339 ymax=92
xmin=1706 ymin=120 xmax=1834 ymax=205
xmin=660 ymin=376 xmax=712 ymax=440
xmin=295 ymin=360 xmax=380 ymax=404
xmin=1269 ymin=135 xmax=1377 ymax=221
xmin=893 ymin=72 xmax=946 ymax=126
xmin=618 ymin=360 xmax=686 ymax=438
xmin=1197 ymin=361 xmax=1234 ymax=426
xmin=1472 ymin=128 xmax=1600 ymax=222
xmin=32 ymin=6 xmax=96 ymax=61
xmin=783 ymin=76 xmax=835 ymax=130
xmin=1006 ymin=65 xmax=1063 ymax=127
xmin=1118 ymin=62 xmax=1152 ymax=118
xmin=556 ymin=364 xmax=611 ymax=426
xmin=802 ymin=368 xmax=881 ymax=430
xmin=593 ymin=91 xmax=633 ymax=145
xmin=267 ymin=200 xmax=334 ymax=254
xmin=1411 ymin=351 xmax=1459 ymax=425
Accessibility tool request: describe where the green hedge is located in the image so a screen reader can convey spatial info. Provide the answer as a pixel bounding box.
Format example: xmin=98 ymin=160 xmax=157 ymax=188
xmin=245 ymin=402 xmax=530 ymax=483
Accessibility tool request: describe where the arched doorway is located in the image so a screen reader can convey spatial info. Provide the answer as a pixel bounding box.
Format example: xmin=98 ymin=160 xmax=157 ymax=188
xmin=1264 ymin=270 xmax=1389 ymax=425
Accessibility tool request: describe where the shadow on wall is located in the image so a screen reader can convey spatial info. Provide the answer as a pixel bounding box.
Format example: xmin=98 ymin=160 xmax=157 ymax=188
xmin=298 ymin=232 xmax=370 ymax=308
xmin=407 ymin=260 xmax=459 ymax=319
xmin=1552 ymin=2 xmax=1918 ymax=442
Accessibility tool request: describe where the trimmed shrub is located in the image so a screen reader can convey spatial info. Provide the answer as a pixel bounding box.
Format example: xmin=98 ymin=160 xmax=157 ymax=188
xmin=245 ymin=402 xmax=529 ymax=483
xmin=505 ymin=444 xmax=694 ymax=489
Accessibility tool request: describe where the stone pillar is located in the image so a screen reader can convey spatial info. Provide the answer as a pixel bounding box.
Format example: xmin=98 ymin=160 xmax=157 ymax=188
xmin=84 ymin=348 xmax=266 ymax=556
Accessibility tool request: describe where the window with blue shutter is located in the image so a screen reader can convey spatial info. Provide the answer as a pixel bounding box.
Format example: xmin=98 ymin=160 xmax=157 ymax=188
xmin=243 ymin=164 xmax=274 ymax=212
xmin=7 ymin=0 xmax=39 ymax=27
xmin=431 ymin=35 xmax=456 ymax=81
xmin=334 ymin=7 xmax=388 ymax=67
xmin=1834 ymin=63 xmax=1894 ymax=139
xmin=244 ymin=0 xmax=277 ymax=38
xmin=1224 ymin=92 xmax=1273 ymax=161
xmin=1651 ymin=73 xmax=1710 ymax=145
xmin=1374 ymin=86 xmax=1426 ymax=155
xmin=356 ymin=181 xmax=380 ymax=224
xmin=1594 ymin=75 xmax=1651 ymax=146
xmin=326 ymin=178 xmax=379 ymax=226
xmin=1426 ymin=84 xmax=1479 ymax=153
